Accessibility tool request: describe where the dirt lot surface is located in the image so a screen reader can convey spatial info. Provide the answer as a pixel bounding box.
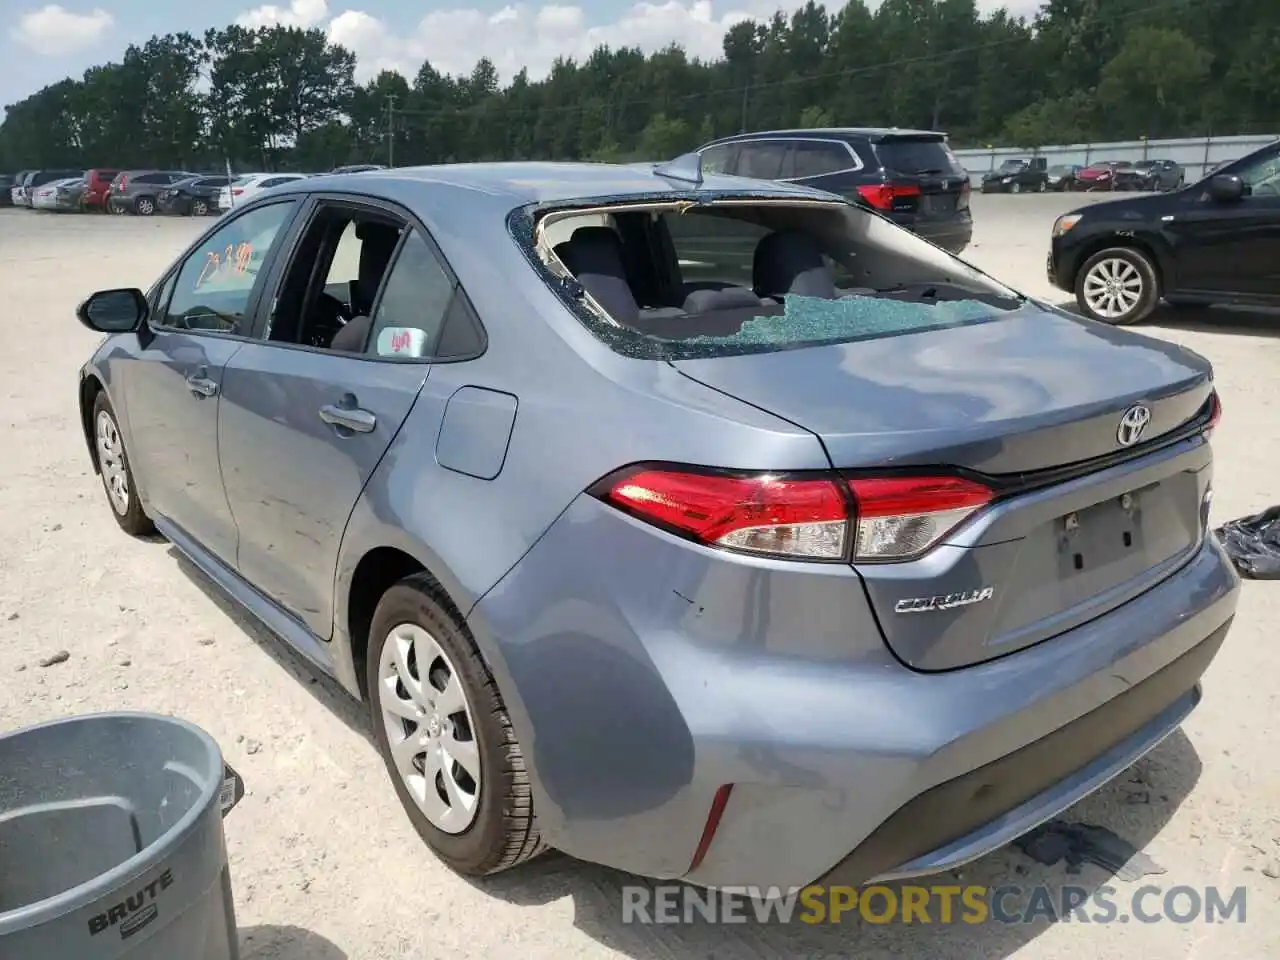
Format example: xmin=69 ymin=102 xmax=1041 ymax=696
xmin=1 ymin=193 xmax=1278 ymax=958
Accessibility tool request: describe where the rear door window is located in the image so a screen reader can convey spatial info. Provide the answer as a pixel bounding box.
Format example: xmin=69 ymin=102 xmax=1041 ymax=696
xmin=786 ymin=141 xmax=855 ymax=179
xmin=873 ymin=138 xmax=962 ymax=176
xmin=366 ymin=230 xmax=456 ymax=359
xmin=736 ymin=141 xmax=787 ymax=179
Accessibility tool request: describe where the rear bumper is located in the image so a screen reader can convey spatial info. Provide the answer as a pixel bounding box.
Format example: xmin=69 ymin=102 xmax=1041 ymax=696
xmin=468 ymin=495 xmax=1239 ymax=889
xmin=908 ymin=214 xmax=973 ymax=255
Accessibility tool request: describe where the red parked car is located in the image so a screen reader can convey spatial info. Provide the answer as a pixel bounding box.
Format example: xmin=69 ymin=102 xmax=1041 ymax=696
xmin=82 ymin=168 xmax=120 ymax=211
xmin=1073 ymin=160 xmax=1132 ymax=191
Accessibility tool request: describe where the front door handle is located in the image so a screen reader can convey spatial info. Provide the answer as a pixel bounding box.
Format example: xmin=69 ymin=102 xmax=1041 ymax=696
xmin=187 ymin=375 xmax=218 ymax=398
xmin=319 ymin=403 xmax=376 ymax=434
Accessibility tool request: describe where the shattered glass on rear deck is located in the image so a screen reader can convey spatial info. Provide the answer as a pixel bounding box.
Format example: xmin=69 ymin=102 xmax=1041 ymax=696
xmin=682 ymin=293 xmax=997 ymax=346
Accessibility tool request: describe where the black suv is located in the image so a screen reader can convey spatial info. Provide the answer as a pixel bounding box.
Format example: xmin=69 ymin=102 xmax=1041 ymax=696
xmin=1048 ymin=137 xmax=1280 ymax=325
xmin=694 ymin=127 xmax=973 ymax=254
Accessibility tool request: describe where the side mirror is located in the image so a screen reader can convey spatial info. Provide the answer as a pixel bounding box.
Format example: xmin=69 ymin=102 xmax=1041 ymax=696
xmin=76 ymin=288 xmax=148 ymax=333
xmin=1207 ymin=174 xmax=1245 ymax=203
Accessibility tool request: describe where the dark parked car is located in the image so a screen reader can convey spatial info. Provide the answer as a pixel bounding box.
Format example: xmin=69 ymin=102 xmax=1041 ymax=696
xmin=1049 ymin=138 xmax=1280 ymax=324
xmin=158 ymin=175 xmax=232 ymax=216
xmin=1074 ymin=160 xmax=1132 ymax=191
xmin=1117 ymin=159 xmax=1184 ymax=192
xmin=329 ymin=164 xmax=385 ymax=174
xmin=82 ymin=168 xmax=121 ymax=211
xmin=74 ymin=159 xmax=1236 ymax=890
xmin=980 ymin=157 xmax=1048 ymax=193
xmin=695 ymin=127 xmax=972 ymax=254
xmin=109 ymin=170 xmax=197 ymax=215
xmin=1046 ymin=164 xmax=1082 ymax=191
xmin=0 ymin=173 xmax=14 ymax=207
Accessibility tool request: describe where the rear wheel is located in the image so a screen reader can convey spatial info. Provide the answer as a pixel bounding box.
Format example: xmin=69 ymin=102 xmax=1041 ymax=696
xmin=367 ymin=575 xmax=544 ymax=876
xmin=191 ymin=199 xmax=209 ymax=216
xmin=1037 ymin=180 xmax=1046 ymax=192
xmin=1075 ymin=246 xmax=1160 ymax=326
xmin=134 ymin=195 xmax=156 ymax=216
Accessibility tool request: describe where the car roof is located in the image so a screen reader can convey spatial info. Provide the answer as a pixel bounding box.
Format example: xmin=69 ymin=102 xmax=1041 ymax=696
xmin=270 ymin=160 xmax=840 ymax=207
xmin=700 ymin=127 xmax=945 ymax=147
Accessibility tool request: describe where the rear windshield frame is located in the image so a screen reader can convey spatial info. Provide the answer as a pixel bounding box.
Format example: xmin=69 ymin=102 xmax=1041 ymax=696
xmin=510 ymin=193 xmax=1025 ymax=362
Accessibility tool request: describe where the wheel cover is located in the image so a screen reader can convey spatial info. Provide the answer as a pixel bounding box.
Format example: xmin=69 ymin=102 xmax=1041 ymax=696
xmin=1083 ymin=257 xmax=1144 ymax=319
xmin=95 ymin=410 xmax=130 ymax=515
xmin=193 ymin=200 xmax=207 ymax=214
xmin=138 ymin=199 xmax=153 ymax=214
xmin=377 ymin=622 xmax=482 ymax=834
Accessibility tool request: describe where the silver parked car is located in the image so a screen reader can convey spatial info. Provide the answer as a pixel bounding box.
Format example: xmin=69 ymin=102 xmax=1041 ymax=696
xmin=74 ymin=159 xmax=1238 ymax=890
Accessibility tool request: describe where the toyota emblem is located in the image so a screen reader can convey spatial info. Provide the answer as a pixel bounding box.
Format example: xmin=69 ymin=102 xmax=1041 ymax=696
xmin=1116 ymin=403 xmax=1152 ymax=447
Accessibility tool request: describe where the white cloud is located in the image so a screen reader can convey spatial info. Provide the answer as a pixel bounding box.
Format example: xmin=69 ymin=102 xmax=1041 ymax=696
xmin=236 ymin=0 xmax=329 ymax=30
xmin=10 ymin=4 xmax=113 ymax=56
xmin=240 ymin=0 xmax=1040 ymax=85
xmin=328 ymin=0 xmax=802 ymax=83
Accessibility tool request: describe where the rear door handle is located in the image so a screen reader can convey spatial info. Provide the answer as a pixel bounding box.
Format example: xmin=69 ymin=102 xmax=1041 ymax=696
xmin=187 ymin=375 xmax=218 ymax=398
xmin=319 ymin=404 xmax=376 ymax=434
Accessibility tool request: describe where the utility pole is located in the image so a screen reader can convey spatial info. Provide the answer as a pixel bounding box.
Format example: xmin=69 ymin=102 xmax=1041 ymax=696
xmin=739 ymin=79 xmax=750 ymax=134
xmin=386 ymin=94 xmax=398 ymax=168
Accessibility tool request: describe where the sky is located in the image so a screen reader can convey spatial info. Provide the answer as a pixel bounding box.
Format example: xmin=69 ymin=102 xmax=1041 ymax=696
xmin=3 ymin=0 xmax=1042 ymax=110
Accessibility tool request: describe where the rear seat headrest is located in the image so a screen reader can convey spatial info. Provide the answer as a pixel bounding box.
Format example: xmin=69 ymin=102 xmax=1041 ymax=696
xmin=753 ymin=230 xmax=837 ymax=300
xmin=553 ymin=226 xmax=639 ymax=325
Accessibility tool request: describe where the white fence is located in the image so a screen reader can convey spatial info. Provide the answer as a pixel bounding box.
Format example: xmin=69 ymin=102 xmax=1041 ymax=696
xmin=953 ymin=133 xmax=1277 ymax=185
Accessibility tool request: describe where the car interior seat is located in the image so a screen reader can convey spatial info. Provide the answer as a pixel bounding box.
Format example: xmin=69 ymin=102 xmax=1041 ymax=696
xmin=753 ymin=230 xmax=839 ymax=300
xmin=329 ymin=220 xmax=403 ymax=352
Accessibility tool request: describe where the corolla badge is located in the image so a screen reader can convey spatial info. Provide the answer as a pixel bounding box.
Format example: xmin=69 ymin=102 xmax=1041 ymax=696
xmin=1116 ymin=403 xmax=1152 ymax=447
xmin=895 ymin=587 xmax=995 ymax=614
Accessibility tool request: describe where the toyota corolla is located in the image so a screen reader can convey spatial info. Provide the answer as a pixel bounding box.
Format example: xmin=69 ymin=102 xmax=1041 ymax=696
xmin=75 ymin=157 xmax=1238 ymax=891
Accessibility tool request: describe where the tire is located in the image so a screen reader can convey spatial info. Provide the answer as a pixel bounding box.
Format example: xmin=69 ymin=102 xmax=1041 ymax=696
xmin=192 ymin=199 xmax=209 ymax=216
xmin=91 ymin=392 xmax=155 ymax=536
xmin=1037 ymin=180 xmax=1046 ymax=192
xmin=1011 ymin=182 xmax=1022 ymax=194
xmin=1075 ymin=246 xmax=1160 ymax=326
xmin=134 ymin=195 xmax=156 ymax=216
xmin=367 ymin=575 xmax=544 ymax=876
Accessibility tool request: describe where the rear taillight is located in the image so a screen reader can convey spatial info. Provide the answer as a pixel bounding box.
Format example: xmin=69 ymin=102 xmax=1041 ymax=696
xmin=847 ymin=476 xmax=992 ymax=561
xmin=232 ymin=188 xmax=244 ymax=195
xmin=855 ymin=183 xmax=921 ymax=211
xmin=118 ymin=175 xmax=127 ymax=190
xmin=1204 ymin=390 xmax=1222 ymax=439
xmin=957 ymin=179 xmax=971 ymax=210
xmin=594 ymin=466 xmax=993 ymax=563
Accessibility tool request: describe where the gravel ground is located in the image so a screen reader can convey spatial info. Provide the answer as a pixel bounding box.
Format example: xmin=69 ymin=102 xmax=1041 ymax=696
xmin=1 ymin=193 xmax=1278 ymax=958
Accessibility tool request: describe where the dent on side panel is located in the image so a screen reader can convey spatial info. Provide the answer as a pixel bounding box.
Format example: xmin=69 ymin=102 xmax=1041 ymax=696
xmin=435 ymin=387 xmax=517 ymax=480
xmin=466 ymin=492 xmax=891 ymax=879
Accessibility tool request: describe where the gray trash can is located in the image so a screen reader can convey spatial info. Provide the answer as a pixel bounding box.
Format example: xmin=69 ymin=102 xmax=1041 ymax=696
xmin=0 ymin=712 xmax=244 ymax=960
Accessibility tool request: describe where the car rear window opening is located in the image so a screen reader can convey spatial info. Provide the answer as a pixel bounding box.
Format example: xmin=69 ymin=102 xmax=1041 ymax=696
xmin=533 ymin=198 xmax=1024 ymax=359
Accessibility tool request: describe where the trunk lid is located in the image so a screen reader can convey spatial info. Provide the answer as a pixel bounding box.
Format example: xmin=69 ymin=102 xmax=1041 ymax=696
xmin=672 ymin=303 xmax=1215 ymax=670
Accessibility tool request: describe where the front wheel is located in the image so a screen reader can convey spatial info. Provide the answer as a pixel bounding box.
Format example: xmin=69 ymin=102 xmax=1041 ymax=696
xmin=1075 ymin=246 xmax=1160 ymax=326
xmin=367 ymin=575 xmax=545 ymax=876
xmin=191 ymin=199 xmax=209 ymax=216
xmin=1010 ymin=182 xmax=1022 ymax=194
xmin=92 ymin=392 xmax=155 ymax=536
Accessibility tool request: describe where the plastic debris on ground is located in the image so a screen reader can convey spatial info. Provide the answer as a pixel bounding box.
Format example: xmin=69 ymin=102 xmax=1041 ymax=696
xmin=1215 ymin=506 xmax=1280 ymax=579
xmin=684 ymin=292 xmax=997 ymax=346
